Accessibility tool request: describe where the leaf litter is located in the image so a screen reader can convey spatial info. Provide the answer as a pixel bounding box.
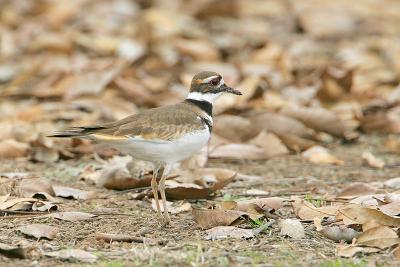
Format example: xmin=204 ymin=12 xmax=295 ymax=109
xmin=1 ymin=0 xmax=400 ymax=265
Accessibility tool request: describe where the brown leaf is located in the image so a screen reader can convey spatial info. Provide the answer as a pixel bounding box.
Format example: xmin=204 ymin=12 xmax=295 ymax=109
xmin=0 ymin=139 xmax=29 ymax=158
xmin=279 ymin=219 xmax=305 ymax=238
xmin=44 ymin=249 xmax=97 ymax=263
xmin=362 ymin=152 xmax=385 ymax=169
xmin=51 ymin=212 xmax=96 ymax=222
xmin=209 ymin=143 xmax=266 ymax=160
xmin=17 ymin=224 xmax=59 ymax=240
xmin=151 ymin=200 xmax=191 ymax=214
xmin=338 ymin=207 xmax=400 ymax=227
xmin=0 ymin=197 xmax=38 ymax=210
xmin=336 ymin=183 xmax=377 ymax=200
xmin=249 ymin=131 xmax=289 ymax=159
xmin=234 ymin=197 xmax=286 ymax=214
xmin=337 ymin=244 xmax=379 ymax=258
xmin=213 ymin=115 xmax=259 ymax=142
xmin=192 ymin=208 xmax=248 ymax=229
xmin=302 ymin=146 xmax=344 ymax=165
xmin=292 ymin=197 xmax=339 ymax=220
xmin=280 ymin=106 xmax=348 ymax=138
xmin=384 ymin=138 xmax=400 ymax=154
xmin=250 ymin=112 xmax=315 ymax=139
xmin=53 ymin=186 xmax=95 ymax=200
xmin=277 ymin=133 xmax=317 ymax=152
xmin=356 ymin=226 xmax=400 ymax=249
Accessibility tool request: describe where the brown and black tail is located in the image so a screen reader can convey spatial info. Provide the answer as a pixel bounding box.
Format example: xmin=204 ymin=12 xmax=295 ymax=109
xmin=47 ymin=126 xmax=106 ymax=138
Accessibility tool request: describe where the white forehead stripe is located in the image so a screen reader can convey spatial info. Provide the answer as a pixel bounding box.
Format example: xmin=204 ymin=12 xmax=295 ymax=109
xmin=202 ymin=75 xmax=219 ymax=83
xmin=218 ymin=78 xmax=225 ymax=87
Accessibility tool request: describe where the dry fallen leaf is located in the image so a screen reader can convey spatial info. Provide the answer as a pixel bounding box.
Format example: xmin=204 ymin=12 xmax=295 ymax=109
xmin=17 ymin=224 xmax=59 ymax=240
xmin=336 ymin=183 xmax=377 ymax=200
xmin=209 ymin=143 xmax=266 ymax=160
xmin=151 ymin=200 xmax=191 ymax=214
xmin=0 ymin=139 xmax=29 ymax=158
xmin=338 ymin=207 xmax=400 ymax=227
xmin=337 ymin=244 xmax=379 ymax=258
xmin=45 ymin=249 xmax=98 ymax=263
xmin=249 ymin=131 xmax=289 ymax=159
xmin=302 ymin=146 xmax=344 ymax=165
xmin=51 ymin=212 xmax=96 ymax=222
xmin=192 ymin=208 xmax=249 ymax=229
xmin=362 ymin=152 xmax=385 ymax=169
xmin=292 ymin=197 xmax=340 ymax=221
xmin=279 ymin=219 xmax=305 ymax=239
xmin=356 ymin=226 xmax=400 ymax=249
xmin=53 ymin=186 xmax=95 ymax=200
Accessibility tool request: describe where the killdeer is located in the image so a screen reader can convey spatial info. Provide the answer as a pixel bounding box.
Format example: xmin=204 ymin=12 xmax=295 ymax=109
xmin=49 ymin=71 xmax=241 ymax=226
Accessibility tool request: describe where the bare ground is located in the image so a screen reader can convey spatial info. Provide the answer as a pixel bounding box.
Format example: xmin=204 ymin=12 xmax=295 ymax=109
xmin=1 ymin=134 xmax=400 ymax=267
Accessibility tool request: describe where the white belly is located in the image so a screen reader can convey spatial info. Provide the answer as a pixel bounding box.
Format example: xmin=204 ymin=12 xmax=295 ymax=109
xmin=106 ymin=129 xmax=210 ymax=164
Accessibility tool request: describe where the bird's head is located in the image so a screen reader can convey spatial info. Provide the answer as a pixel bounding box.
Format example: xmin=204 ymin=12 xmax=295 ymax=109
xmin=187 ymin=71 xmax=242 ymax=103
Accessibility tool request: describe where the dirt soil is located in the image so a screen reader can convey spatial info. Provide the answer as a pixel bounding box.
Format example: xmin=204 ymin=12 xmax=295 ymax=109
xmin=0 ymin=134 xmax=399 ymax=267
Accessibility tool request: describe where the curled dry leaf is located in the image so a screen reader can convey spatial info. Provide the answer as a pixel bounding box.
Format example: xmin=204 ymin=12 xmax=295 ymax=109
xmin=356 ymin=226 xmax=400 ymax=249
xmin=280 ymin=106 xmax=349 ymax=138
xmin=213 ymin=115 xmax=259 ymax=142
xmin=53 ymin=186 xmax=95 ymax=200
xmin=151 ymin=199 xmax=191 ymax=214
xmin=44 ymin=249 xmax=98 ymax=263
xmin=0 ymin=139 xmax=29 ymax=158
xmin=337 ymin=207 xmax=400 ymax=227
xmin=320 ymin=226 xmax=359 ymax=243
xmin=302 ymin=146 xmax=344 ymax=165
xmin=192 ymin=208 xmax=249 ymax=229
xmin=384 ymin=138 xmax=400 ymax=154
xmin=233 ymin=197 xmax=286 ymax=214
xmin=337 ymin=244 xmax=379 ymax=258
xmin=291 ymin=197 xmax=340 ymax=221
xmin=209 ymin=143 xmax=266 ymax=160
xmin=51 ymin=211 xmax=96 ymax=222
xmin=279 ymin=219 xmax=305 ymax=239
xmin=17 ymin=224 xmax=59 ymax=240
xmin=205 ymin=226 xmax=255 ymax=240
xmin=249 ymin=131 xmax=289 ymax=159
xmin=163 ymin=170 xmax=236 ymax=200
xmin=362 ymin=152 xmax=385 ymax=169
xmin=250 ymin=112 xmax=315 ymax=139
xmin=336 ymin=183 xmax=377 ymax=200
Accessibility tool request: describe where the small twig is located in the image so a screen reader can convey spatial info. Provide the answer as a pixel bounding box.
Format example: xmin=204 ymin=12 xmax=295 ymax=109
xmin=94 ymin=233 xmax=164 ymax=245
xmin=0 ymin=209 xmax=48 ymax=215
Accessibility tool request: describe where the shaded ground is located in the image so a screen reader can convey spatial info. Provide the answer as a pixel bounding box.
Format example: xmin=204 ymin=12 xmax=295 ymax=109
xmin=1 ymin=134 xmax=399 ymax=267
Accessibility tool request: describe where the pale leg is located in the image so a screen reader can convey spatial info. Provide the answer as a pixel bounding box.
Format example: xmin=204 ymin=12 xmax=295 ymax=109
xmin=159 ymin=164 xmax=171 ymax=224
xmin=150 ymin=164 xmax=163 ymax=224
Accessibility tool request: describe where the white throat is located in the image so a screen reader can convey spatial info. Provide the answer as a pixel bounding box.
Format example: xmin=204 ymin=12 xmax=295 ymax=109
xmin=186 ymin=92 xmax=222 ymax=103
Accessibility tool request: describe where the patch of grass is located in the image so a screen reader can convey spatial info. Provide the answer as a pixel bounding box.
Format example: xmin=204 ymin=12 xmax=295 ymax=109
xmin=249 ymin=217 xmax=265 ymax=228
xmin=101 ymin=260 xmax=125 ymax=267
xmin=323 ymin=259 xmax=368 ymax=267
xmin=304 ymin=194 xmax=326 ymax=207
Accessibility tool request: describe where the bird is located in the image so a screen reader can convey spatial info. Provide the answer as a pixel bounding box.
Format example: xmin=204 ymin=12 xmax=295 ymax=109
xmin=49 ymin=71 xmax=242 ymax=226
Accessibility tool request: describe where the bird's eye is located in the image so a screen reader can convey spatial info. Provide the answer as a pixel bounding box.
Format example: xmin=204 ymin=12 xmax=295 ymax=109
xmin=210 ymin=78 xmax=219 ymax=86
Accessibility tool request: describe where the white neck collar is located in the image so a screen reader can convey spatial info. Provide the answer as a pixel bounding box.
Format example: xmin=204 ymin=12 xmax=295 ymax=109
xmin=186 ymin=92 xmax=222 ymax=103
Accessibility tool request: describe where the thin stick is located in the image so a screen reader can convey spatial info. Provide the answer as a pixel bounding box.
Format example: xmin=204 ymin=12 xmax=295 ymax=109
xmin=94 ymin=233 xmax=164 ymax=245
